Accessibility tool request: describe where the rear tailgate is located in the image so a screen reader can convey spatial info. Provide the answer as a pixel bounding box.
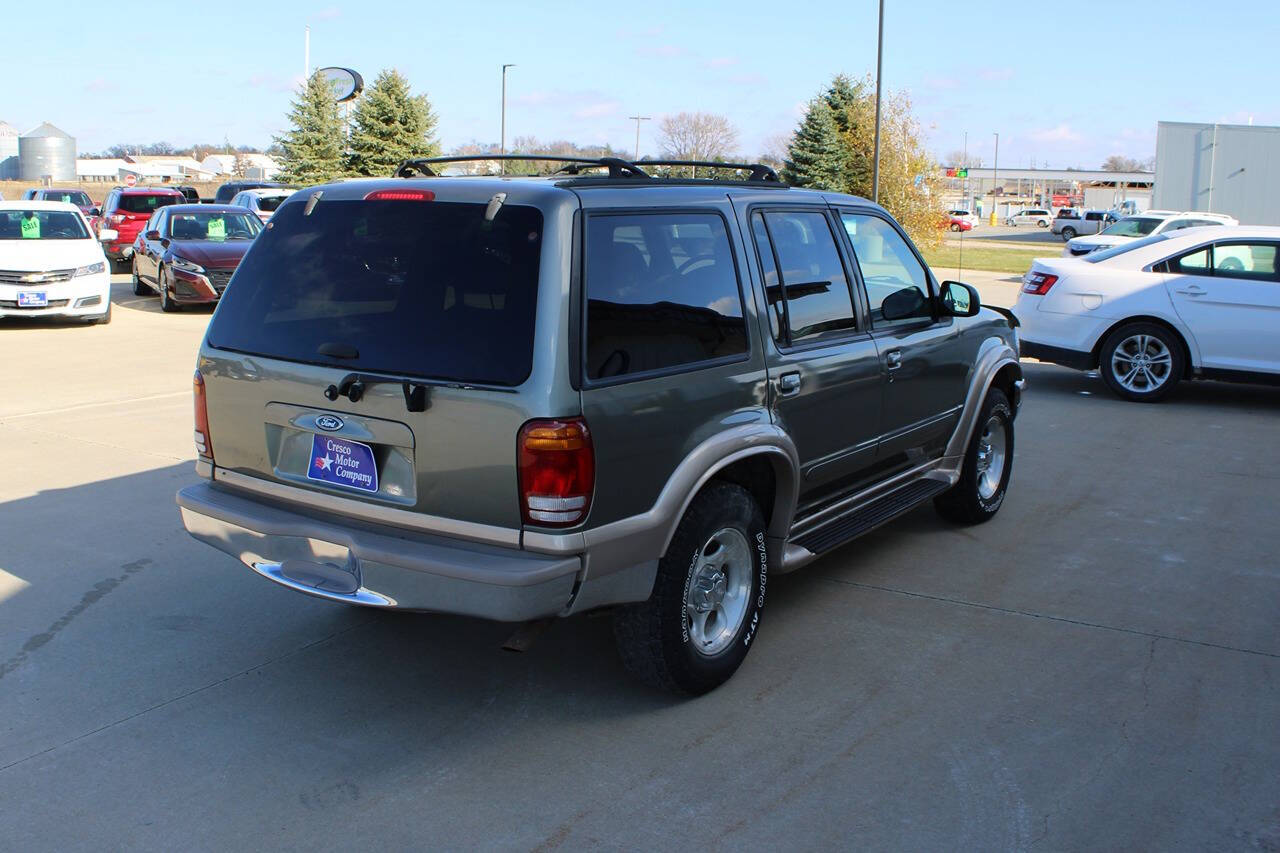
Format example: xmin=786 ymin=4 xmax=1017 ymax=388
xmin=197 ymin=180 xmax=580 ymax=532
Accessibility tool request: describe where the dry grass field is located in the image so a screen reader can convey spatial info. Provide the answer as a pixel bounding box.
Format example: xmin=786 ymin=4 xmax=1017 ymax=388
xmin=0 ymin=180 xmax=225 ymax=204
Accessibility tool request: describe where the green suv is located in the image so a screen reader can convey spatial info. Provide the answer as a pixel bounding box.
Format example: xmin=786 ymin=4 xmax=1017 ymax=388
xmin=177 ymin=156 xmax=1023 ymax=694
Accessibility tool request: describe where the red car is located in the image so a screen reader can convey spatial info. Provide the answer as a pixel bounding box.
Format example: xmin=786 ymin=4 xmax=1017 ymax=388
xmin=98 ymin=186 xmax=185 ymax=268
xmin=130 ymin=204 xmax=262 ymax=312
xmin=948 ymin=215 xmax=974 ymax=232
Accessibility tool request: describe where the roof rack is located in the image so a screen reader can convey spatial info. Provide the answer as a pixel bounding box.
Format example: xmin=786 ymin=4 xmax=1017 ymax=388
xmin=394 ymin=154 xmax=781 ymax=183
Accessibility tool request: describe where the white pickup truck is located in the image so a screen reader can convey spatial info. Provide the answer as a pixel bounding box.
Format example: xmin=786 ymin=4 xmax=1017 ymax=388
xmin=1050 ymin=209 xmax=1116 ymax=241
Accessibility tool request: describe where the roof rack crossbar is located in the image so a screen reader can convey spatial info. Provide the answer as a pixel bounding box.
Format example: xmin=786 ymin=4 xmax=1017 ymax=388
xmin=635 ymin=159 xmax=781 ymax=182
xmin=395 ymin=154 xmax=649 ymax=179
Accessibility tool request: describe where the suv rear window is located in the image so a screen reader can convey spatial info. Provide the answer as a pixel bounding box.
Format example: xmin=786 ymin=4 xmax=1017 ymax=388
xmin=584 ymin=212 xmax=748 ymax=381
xmin=207 ymin=197 xmax=542 ymax=386
xmin=256 ymin=195 xmax=286 ymax=212
xmin=42 ymin=190 xmax=91 ymax=206
xmin=117 ymin=194 xmax=179 ymax=213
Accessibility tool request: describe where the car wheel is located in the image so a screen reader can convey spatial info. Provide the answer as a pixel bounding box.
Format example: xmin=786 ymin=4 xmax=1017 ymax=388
xmin=159 ymin=267 xmax=180 ymax=313
xmin=949 ymin=223 xmax=960 ymax=232
xmin=612 ymin=482 xmax=768 ymax=695
xmin=1098 ymin=322 xmax=1184 ymax=402
xmin=131 ymin=261 xmax=147 ymax=295
xmin=1062 ymin=227 xmax=1077 ymax=240
xmin=935 ymin=388 xmax=1014 ymax=525
xmin=1038 ymin=220 xmax=1049 ymax=227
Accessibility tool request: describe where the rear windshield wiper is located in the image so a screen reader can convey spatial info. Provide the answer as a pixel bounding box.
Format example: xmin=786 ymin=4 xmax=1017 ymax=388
xmin=324 ymin=372 xmax=429 ymax=412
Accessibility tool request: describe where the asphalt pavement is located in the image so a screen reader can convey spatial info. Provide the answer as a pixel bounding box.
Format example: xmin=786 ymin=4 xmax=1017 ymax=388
xmin=1 ymin=276 xmax=1277 ymax=850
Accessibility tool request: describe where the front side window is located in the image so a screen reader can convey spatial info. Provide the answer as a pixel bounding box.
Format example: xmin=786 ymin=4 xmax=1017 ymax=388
xmin=1213 ymin=242 xmax=1279 ymax=281
xmin=754 ymin=209 xmax=856 ymax=344
xmin=840 ymin=212 xmax=933 ymax=326
xmin=585 ymin=212 xmax=747 ymax=381
xmin=0 ymin=209 xmax=89 ymax=240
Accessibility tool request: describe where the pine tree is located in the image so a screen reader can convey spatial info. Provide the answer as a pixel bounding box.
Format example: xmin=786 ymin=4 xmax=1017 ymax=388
xmin=275 ymin=74 xmax=346 ymax=186
xmin=783 ymin=99 xmax=847 ymax=190
xmin=823 ymin=74 xmax=875 ymax=196
xmin=347 ymin=69 xmax=440 ymax=177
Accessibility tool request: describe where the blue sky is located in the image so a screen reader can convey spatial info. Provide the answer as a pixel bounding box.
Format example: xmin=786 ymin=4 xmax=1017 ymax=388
xmin=7 ymin=1 xmax=1276 ymax=169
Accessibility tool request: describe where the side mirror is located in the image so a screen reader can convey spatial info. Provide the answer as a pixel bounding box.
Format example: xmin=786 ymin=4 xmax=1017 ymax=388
xmin=940 ymin=280 xmax=981 ymax=317
xmin=881 ymin=286 xmax=929 ymax=321
xmin=145 ymin=230 xmax=161 ymax=241
xmin=98 ymin=228 xmax=118 ymax=242
xmin=89 ymin=207 xmax=102 ymax=217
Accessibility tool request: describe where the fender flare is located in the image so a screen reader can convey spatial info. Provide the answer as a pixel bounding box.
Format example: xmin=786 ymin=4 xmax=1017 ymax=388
xmin=943 ymin=338 xmax=1022 ymax=466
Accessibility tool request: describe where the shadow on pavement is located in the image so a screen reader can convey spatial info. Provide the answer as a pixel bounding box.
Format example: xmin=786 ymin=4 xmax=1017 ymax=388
xmin=1021 ymin=360 xmax=1280 ymax=411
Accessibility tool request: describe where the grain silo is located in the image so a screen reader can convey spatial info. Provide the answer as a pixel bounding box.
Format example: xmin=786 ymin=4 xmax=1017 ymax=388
xmin=0 ymin=121 xmax=18 ymax=180
xmin=18 ymin=122 xmax=76 ymax=182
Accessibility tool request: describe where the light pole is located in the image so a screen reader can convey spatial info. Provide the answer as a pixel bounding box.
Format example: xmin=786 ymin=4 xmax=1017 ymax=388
xmin=991 ymin=132 xmax=1000 ymax=225
xmin=871 ymin=0 xmax=885 ymax=203
xmin=500 ymin=63 xmax=515 ymax=174
xmin=628 ymin=115 xmax=650 ymax=160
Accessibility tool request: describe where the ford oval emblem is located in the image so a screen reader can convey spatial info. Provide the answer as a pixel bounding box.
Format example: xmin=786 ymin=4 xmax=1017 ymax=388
xmin=315 ymin=414 xmax=344 ymax=432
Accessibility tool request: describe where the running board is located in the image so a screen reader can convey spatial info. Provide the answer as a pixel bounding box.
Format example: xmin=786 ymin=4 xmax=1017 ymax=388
xmin=791 ymin=479 xmax=949 ymax=556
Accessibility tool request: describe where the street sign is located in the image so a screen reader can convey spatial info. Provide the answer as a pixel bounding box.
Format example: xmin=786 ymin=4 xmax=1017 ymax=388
xmin=124 ymin=174 xmax=136 ymax=187
xmin=957 ymin=168 xmax=968 ymax=178
xmin=316 ymin=67 xmax=364 ymax=103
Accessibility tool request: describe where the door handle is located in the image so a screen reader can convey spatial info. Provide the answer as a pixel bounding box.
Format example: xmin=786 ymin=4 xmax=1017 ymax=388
xmin=1174 ymin=284 xmax=1206 ymax=296
xmin=885 ymin=350 xmax=903 ymax=370
xmin=778 ymin=372 xmax=801 ymax=395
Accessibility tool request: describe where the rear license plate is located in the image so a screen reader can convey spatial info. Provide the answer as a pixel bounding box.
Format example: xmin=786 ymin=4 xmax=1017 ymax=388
xmin=18 ymin=291 xmax=48 ymax=307
xmin=306 ymin=433 xmax=379 ymax=493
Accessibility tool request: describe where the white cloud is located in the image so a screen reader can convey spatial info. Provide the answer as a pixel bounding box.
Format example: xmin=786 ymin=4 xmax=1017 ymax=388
xmin=315 ymin=6 xmax=341 ymax=20
xmin=573 ymin=101 xmax=622 ymax=119
xmin=1029 ymin=124 xmax=1082 ymax=143
xmin=978 ymin=67 xmax=1014 ymax=82
xmin=703 ymin=57 xmax=739 ymax=69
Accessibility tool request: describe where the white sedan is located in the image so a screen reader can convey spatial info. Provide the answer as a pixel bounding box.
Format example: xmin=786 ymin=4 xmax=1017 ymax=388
xmin=229 ymin=188 xmax=294 ymax=223
xmin=1015 ymin=226 xmax=1280 ymax=401
xmin=0 ymin=200 xmax=115 ymax=324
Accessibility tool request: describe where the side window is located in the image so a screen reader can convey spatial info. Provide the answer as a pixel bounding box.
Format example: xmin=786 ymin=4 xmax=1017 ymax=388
xmin=1168 ymin=246 xmax=1211 ymax=276
xmin=753 ymin=210 xmax=857 ymax=345
xmin=1085 ymin=212 xmax=1103 ymax=222
xmin=152 ymin=209 xmax=167 ymax=235
xmin=839 ymin=212 xmax=933 ymax=327
xmin=584 ymin=211 xmax=748 ymax=381
xmin=1213 ymin=242 xmax=1279 ymax=281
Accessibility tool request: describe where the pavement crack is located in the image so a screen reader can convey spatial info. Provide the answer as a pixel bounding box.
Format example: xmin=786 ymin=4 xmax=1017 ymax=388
xmin=0 ymin=559 xmax=151 ymax=681
xmin=0 ymin=614 xmax=375 ymax=774
xmin=821 ymin=576 xmax=1279 ymax=660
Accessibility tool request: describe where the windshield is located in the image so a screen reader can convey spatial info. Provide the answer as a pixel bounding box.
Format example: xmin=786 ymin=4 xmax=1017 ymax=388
xmin=1101 ymin=217 xmax=1160 ymax=238
xmin=1083 ymin=233 xmax=1171 ymax=263
xmin=255 ymin=195 xmax=287 ymax=212
xmin=0 ymin=209 xmax=90 ymax=240
xmin=43 ymin=190 xmax=91 ymax=207
xmin=207 ymin=198 xmax=543 ymax=386
xmin=167 ymin=211 xmax=262 ymax=241
xmin=118 ymin=194 xmax=180 ymax=214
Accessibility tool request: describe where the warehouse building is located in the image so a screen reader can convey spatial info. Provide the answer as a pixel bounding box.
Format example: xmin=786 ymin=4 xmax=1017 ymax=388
xmin=1153 ymin=121 xmax=1280 ymax=225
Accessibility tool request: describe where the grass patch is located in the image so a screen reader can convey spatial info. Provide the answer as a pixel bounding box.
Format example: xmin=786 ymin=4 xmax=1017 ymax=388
xmin=922 ymin=244 xmax=1056 ymax=276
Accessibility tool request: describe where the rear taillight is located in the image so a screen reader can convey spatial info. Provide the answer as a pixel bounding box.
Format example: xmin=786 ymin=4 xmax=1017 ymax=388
xmin=517 ymin=418 xmax=594 ymax=527
xmin=1022 ymin=272 xmax=1059 ymax=295
xmin=110 ymin=214 xmax=125 ymax=225
xmin=193 ymin=370 xmax=213 ymax=460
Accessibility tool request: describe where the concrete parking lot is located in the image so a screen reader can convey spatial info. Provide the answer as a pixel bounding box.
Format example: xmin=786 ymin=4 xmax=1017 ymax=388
xmin=1 ymin=275 xmax=1277 ymax=850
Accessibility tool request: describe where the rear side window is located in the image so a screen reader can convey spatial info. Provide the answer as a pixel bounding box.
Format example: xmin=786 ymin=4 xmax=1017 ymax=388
xmin=207 ymin=198 xmax=543 ymax=386
xmin=584 ymin=212 xmax=747 ymax=381
xmin=751 ymin=209 xmax=857 ymax=345
xmin=117 ymin=194 xmax=179 ymax=213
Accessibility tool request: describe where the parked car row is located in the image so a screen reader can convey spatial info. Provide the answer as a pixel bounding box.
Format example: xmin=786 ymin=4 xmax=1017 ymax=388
xmin=1062 ymin=210 xmax=1237 ymax=256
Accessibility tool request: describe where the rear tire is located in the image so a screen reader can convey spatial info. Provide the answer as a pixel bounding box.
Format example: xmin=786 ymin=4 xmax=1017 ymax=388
xmin=613 ymin=483 xmax=768 ymax=695
xmin=1098 ymin=322 xmax=1183 ymax=402
xmin=935 ymin=389 xmax=1014 ymax=525
xmin=1062 ymin=227 xmax=1077 ymax=240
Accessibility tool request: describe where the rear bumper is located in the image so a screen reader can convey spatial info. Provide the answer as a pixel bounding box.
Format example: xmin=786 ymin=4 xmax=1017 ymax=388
xmin=176 ymin=481 xmax=583 ymax=621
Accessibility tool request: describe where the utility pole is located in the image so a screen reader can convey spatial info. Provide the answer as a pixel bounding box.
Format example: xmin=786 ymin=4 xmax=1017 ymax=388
xmin=991 ymin=132 xmax=1000 ymax=225
xmin=628 ymin=115 xmax=650 ymax=160
xmin=962 ymin=130 xmax=968 ymax=209
xmin=500 ymin=64 xmax=515 ymax=175
xmin=871 ymin=0 xmax=885 ymax=203
xmin=303 ymin=26 xmax=310 ymax=84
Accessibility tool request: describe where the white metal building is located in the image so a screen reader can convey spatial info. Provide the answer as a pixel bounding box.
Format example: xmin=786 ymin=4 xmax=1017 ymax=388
xmin=1153 ymin=121 xmax=1280 ymax=225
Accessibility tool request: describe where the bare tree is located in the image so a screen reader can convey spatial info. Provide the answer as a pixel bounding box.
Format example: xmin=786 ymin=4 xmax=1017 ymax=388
xmin=657 ymin=112 xmax=739 ymax=175
xmin=1102 ymin=154 xmax=1149 ymax=172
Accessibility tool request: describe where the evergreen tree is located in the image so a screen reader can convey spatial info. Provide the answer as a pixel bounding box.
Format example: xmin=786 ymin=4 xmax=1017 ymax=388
xmin=783 ymin=99 xmax=847 ymax=190
xmin=347 ymin=69 xmax=440 ymax=177
xmin=823 ymin=74 xmax=875 ymax=196
xmin=275 ymin=74 xmax=346 ymax=186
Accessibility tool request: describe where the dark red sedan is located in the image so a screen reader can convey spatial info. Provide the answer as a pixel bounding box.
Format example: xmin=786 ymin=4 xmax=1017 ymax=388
xmin=130 ymin=204 xmax=262 ymax=312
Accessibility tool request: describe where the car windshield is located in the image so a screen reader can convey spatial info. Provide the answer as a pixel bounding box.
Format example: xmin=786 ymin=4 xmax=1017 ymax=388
xmin=206 ymin=198 xmax=543 ymax=386
xmin=44 ymin=190 xmax=91 ymax=207
xmin=118 ymin=194 xmax=180 ymax=213
xmin=1101 ymin=217 xmax=1160 ymax=238
xmin=166 ymin=211 xmax=262 ymax=241
xmin=0 ymin=209 xmax=90 ymax=240
xmin=1083 ymin=233 xmax=1171 ymax=263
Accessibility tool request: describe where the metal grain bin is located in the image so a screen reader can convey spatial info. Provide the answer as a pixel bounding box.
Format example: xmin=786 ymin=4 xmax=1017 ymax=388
xmin=18 ymin=122 xmax=76 ymax=182
xmin=0 ymin=121 xmax=18 ymax=180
